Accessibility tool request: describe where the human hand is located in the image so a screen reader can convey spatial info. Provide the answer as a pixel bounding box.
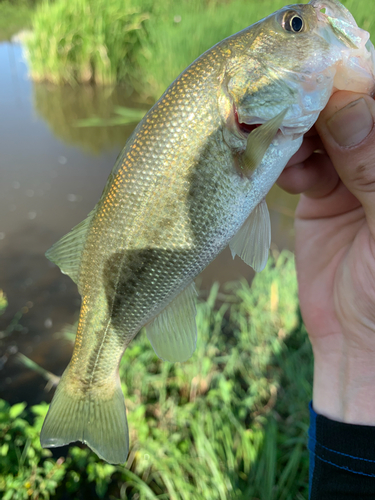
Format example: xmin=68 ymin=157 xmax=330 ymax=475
xmin=277 ymin=91 xmax=375 ymax=424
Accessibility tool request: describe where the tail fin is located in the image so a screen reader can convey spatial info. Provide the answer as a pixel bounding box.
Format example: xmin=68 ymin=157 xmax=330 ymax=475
xmin=40 ymin=370 xmax=129 ymax=464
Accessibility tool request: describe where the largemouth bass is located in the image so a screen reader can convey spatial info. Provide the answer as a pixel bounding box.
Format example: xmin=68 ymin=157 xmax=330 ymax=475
xmin=41 ymin=0 xmax=375 ymax=464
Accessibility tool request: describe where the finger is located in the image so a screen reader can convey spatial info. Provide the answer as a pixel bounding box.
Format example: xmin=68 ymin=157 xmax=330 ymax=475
xmin=315 ymin=91 xmax=375 ymax=232
xmin=304 ymin=125 xmax=319 ymax=138
xmin=278 ymin=152 xmax=338 ymax=197
xmin=296 ymin=180 xmax=361 ymax=220
xmin=286 ymin=135 xmax=325 ymax=167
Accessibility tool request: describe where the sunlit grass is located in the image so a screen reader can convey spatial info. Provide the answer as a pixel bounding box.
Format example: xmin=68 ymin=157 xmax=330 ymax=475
xmin=3 ymin=250 xmax=313 ymax=499
xmin=117 ymin=250 xmax=310 ymax=499
xmin=25 ymin=0 xmax=288 ymax=94
xmin=25 ymin=0 xmax=375 ymax=100
xmin=26 ymin=0 xmax=149 ymax=86
xmin=139 ymin=0 xmax=287 ymax=100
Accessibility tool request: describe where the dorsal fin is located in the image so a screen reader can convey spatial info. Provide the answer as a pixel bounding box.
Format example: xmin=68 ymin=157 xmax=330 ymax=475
xmin=46 ymin=209 xmax=95 ymax=284
xmin=146 ymin=282 xmax=197 ymax=362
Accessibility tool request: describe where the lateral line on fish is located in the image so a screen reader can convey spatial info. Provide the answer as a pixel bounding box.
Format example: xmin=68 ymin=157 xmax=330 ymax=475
xmin=87 ymin=318 xmax=112 ymax=388
xmin=85 ymin=146 xmax=175 ymax=387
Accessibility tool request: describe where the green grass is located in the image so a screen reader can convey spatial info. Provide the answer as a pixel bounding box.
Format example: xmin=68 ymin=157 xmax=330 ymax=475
xmin=25 ymin=0 xmax=289 ymax=93
xmin=25 ymin=0 xmax=375 ymax=99
xmin=139 ymin=0 xmax=288 ymax=100
xmin=136 ymin=0 xmax=375 ymax=100
xmin=26 ymin=0 xmax=150 ymax=86
xmin=0 ymin=251 xmax=313 ymax=499
xmin=0 ymin=0 xmax=37 ymax=42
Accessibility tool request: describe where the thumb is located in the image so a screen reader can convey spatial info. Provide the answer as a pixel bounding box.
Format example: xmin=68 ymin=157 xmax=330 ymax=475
xmin=315 ymin=91 xmax=375 ymax=228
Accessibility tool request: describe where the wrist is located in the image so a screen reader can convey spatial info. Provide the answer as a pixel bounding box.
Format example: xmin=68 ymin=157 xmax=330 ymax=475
xmin=312 ymin=337 xmax=375 ymax=425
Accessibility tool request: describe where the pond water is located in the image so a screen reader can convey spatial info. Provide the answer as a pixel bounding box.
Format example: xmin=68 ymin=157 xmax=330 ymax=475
xmin=0 ymin=41 xmax=298 ymax=405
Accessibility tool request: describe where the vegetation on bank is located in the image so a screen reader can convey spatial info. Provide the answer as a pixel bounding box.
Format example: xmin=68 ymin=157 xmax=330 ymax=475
xmin=0 ymin=251 xmax=313 ymax=500
xmin=24 ymin=0 xmax=286 ymax=95
xmin=24 ymin=0 xmax=375 ymax=99
xmin=26 ymin=0 xmax=150 ymax=87
xmin=0 ymin=0 xmax=36 ymax=42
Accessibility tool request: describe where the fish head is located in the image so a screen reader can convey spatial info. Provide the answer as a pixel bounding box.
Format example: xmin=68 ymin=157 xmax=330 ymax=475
xmin=220 ymin=0 xmax=375 ymax=148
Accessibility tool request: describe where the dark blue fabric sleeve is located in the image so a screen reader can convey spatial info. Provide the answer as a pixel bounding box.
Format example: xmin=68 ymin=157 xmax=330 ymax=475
xmin=308 ymin=401 xmax=375 ymax=499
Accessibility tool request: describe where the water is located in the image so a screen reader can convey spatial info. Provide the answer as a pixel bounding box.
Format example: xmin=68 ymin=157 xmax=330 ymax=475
xmin=0 ymin=42 xmax=298 ymax=405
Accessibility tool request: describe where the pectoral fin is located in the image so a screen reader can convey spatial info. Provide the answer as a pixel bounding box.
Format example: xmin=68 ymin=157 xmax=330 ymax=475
xmin=240 ymin=108 xmax=288 ymax=177
xmin=45 ymin=209 xmax=96 ymax=284
xmin=229 ymin=199 xmax=271 ymax=272
xmin=146 ymin=283 xmax=197 ymax=362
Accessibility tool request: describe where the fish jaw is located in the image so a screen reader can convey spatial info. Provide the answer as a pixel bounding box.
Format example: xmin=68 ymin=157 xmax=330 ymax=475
xmin=309 ymin=0 xmax=357 ymax=26
xmin=310 ymin=0 xmax=375 ymax=94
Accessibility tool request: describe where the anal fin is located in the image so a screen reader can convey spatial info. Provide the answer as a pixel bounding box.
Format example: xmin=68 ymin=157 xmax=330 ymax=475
xmin=229 ymin=199 xmax=271 ymax=272
xmin=146 ymin=283 xmax=197 ymax=362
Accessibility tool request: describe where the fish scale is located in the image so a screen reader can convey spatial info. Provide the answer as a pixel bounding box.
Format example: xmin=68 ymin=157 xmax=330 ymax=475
xmin=78 ymin=50 xmax=243 ymax=334
xmin=40 ymin=0 xmax=375 ymax=464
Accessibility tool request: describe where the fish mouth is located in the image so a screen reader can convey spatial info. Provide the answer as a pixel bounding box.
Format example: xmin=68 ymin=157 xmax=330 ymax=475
xmin=310 ymin=0 xmax=375 ymax=96
xmin=309 ymin=0 xmax=356 ymax=25
xmin=311 ymin=0 xmax=370 ymax=51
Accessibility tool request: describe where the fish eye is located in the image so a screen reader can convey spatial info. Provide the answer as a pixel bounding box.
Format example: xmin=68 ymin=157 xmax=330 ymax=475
xmin=282 ymin=11 xmax=305 ymax=33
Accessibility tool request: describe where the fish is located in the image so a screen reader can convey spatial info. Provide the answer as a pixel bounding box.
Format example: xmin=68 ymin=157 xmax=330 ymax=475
xmin=40 ymin=0 xmax=375 ymax=464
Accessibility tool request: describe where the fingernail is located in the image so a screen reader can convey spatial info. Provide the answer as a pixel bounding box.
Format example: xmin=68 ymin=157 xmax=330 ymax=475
xmin=326 ymin=98 xmax=374 ymax=147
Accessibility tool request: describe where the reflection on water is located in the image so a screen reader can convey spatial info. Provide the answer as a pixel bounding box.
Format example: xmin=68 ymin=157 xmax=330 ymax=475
xmin=0 ymin=41 xmax=298 ymax=406
xmin=32 ymin=83 xmax=148 ymax=153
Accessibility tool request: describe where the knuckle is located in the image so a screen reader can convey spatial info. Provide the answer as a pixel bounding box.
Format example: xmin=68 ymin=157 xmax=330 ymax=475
xmin=352 ymin=162 xmax=375 ymax=192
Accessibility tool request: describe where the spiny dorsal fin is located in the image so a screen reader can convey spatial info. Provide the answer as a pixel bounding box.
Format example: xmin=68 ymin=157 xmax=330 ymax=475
xmin=229 ymin=199 xmax=271 ymax=272
xmin=240 ymin=108 xmax=288 ymax=176
xmin=146 ymin=282 xmax=197 ymax=362
xmin=45 ymin=209 xmax=95 ymax=284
